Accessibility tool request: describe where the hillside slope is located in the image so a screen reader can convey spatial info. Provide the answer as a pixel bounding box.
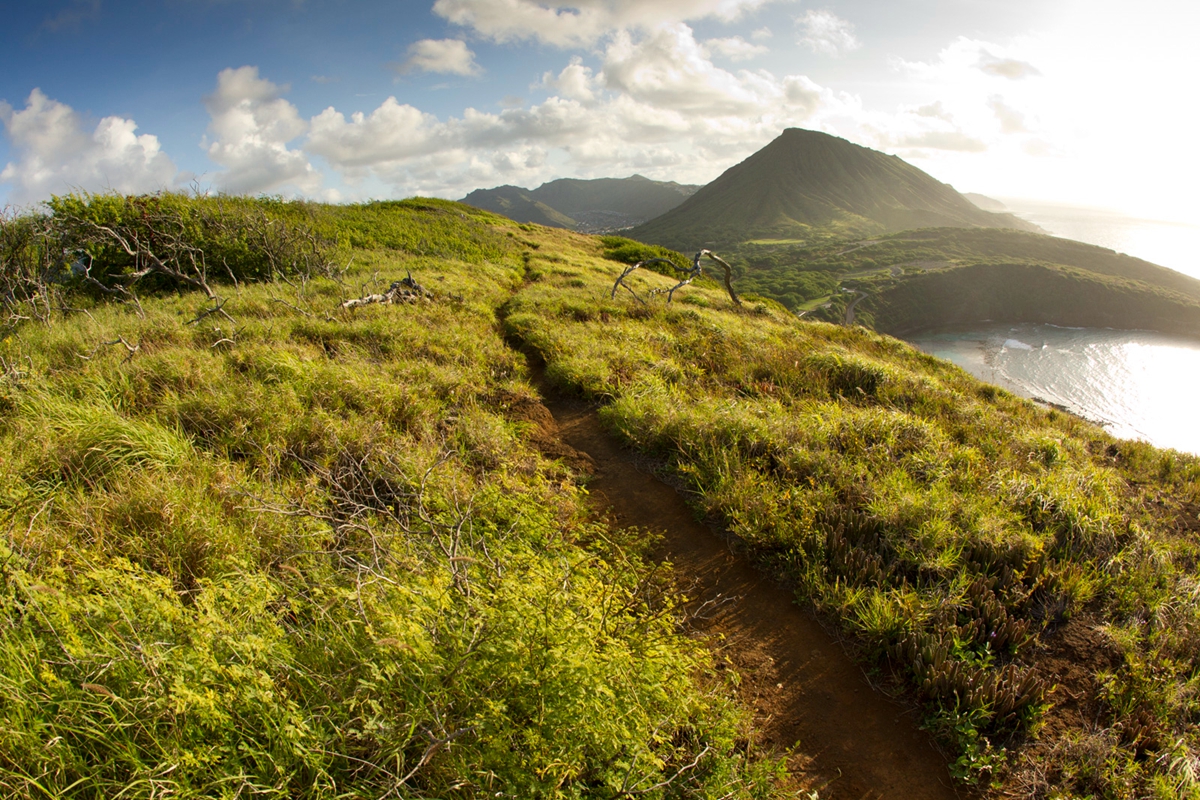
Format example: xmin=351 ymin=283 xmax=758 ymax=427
xmin=629 ymin=128 xmax=1039 ymax=249
xmin=0 ymin=196 xmax=777 ymax=798
xmin=461 ymin=174 xmax=699 ymax=233
xmin=457 ymin=183 xmax=578 ymax=228
xmin=4 ymin=197 xmax=1200 ymax=799
xmin=748 ymin=227 xmax=1200 ymax=334
xmin=504 ymin=236 xmax=1200 ymax=799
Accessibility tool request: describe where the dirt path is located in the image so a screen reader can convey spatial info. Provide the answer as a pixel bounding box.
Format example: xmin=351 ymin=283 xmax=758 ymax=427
xmin=531 ymin=390 xmax=970 ymax=800
xmin=844 ymin=291 xmax=866 ymax=326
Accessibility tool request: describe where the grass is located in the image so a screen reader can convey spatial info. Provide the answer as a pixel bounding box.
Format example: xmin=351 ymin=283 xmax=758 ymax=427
xmin=719 ymin=226 xmax=1200 ymax=334
xmin=7 ymin=193 xmax=1200 ymax=798
xmin=501 ymin=228 xmax=1200 ymax=798
xmin=0 ymin=194 xmax=782 ymax=798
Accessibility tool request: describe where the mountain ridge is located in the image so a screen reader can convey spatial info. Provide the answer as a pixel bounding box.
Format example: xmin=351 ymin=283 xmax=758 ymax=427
xmin=460 ymin=174 xmax=700 ymax=233
xmin=628 ymin=128 xmax=1040 ymax=248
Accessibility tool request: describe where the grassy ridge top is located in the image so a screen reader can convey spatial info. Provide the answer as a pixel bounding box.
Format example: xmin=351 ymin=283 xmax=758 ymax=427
xmin=501 ymin=232 xmax=1200 ymax=797
xmin=4 ymin=195 xmax=1200 ymax=798
xmin=0 ymin=195 xmax=779 ymax=798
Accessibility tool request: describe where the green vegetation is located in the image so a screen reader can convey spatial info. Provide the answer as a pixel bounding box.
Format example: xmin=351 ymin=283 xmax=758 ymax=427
xmin=629 ymin=128 xmax=1036 ymax=251
xmin=0 ymin=194 xmax=780 ymax=798
xmin=7 ymin=193 xmax=1200 ymax=799
xmin=503 ymin=240 xmax=1200 ymax=798
xmin=717 ymin=228 xmax=1200 ymax=337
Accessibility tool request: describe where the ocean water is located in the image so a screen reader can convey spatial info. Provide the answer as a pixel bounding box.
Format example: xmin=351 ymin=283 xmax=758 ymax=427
xmin=907 ymin=323 xmax=1200 ymax=456
xmin=998 ymin=199 xmax=1200 ymax=281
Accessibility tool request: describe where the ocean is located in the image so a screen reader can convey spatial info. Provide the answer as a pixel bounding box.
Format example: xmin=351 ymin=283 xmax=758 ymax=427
xmin=903 ymin=203 xmax=1200 ymax=455
xmin=907 ymin=324 xmax=1200 ymax=456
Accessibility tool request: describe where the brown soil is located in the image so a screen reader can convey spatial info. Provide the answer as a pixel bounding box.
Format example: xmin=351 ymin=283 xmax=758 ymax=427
xmin=525 ymin=388 xmax=972 ymax=800
xmin=1028 ymin=616 xmax=1120 ymax=741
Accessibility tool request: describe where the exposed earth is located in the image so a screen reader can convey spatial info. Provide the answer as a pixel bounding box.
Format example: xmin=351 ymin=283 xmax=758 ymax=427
xmin=520 ymin=379 xmax=973 ymax=800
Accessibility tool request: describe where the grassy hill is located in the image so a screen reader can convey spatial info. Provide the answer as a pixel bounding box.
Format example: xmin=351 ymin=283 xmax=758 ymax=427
xmin=628 ymin=129 xmax=1039 ymax=250
xmin=729 ymin=227 xmax=1200 ymax=336
xmin=457 ymin=184 xmax=578 ymax=229
xmin=3 ymin=196 xmax=1200 ymax=798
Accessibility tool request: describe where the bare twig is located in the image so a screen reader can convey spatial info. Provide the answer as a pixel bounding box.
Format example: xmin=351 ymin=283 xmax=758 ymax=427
xmin=610 ymin=250 xmax=740 ymax=307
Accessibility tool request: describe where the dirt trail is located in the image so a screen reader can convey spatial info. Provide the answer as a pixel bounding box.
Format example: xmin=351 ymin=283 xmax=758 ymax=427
xmin=533 ymin=391 xmax=971 ymax=800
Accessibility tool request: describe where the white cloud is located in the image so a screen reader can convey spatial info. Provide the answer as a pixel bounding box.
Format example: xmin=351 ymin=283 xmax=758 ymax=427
xmin=542 ymin=57 xmax=598 ymax=102
xmin=398 ymin=39 xmax=482 ymax=76
xmin=301 ymin=23 xmax=848 ymax=198
xmin=306 ymin=97 xmax=447 ymax=167
xmin=0 ymin=89 xmax=178 ymax=204
xmin=432 ymin=0 xmax=774 ymax=47
xmin=978 ymin=53 xmax=1041 ymax=80
xmin=798 ymin=10 xmax=860 ymax=57
xmin=750 ymin=26 xmax=771 ymax=41
xmin=602 ymin=24 xmax=814 ymax=116
xmin=702 ymin=36 xmax=768 ymax=62
xmin=202 ymin=66 xmax=321 ymax=195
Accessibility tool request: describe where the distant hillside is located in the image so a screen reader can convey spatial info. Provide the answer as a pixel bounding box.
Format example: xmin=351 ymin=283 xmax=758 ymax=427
xmin=457 ymin=185 xmax=578 ymax=229
xmin=629 ymin=128 xmax=1040 ymax=249
xmin=461 ymin=175 xmax=699 ymax=233
xmin=756 ymin=227 xmax=1200 ymax=335
xmin=962 ymin=192 xmax=1007 ymax=212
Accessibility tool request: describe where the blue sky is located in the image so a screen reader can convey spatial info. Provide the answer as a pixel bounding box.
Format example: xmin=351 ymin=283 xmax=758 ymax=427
xmin=2 ymin=0 xmax=1197 ymax=222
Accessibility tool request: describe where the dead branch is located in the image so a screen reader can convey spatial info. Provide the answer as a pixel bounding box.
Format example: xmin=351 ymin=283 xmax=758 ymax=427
xmin=609 ymin=258 xmax=678 ymax=305
xmin=610 ymin=250 xmax=741 ymax=307
xmin=0 ymin=209 xmax=58 ymax=329
xmin=104 ymin=336 xmax=140 ymax=363
xmin=341 ymin=271 xmax=432 ymax=309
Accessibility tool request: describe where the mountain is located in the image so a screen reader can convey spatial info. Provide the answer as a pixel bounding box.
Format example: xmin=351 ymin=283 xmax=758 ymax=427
xmin=457 ymin=184 xmax=578 ymax=229
xmin=962 ymin=192 xmax=1008 ymax=212
xmin=628 ymin=128 xmax=1041 ymax=249
xmin=460 ymin=175 xmax=700 ymax=233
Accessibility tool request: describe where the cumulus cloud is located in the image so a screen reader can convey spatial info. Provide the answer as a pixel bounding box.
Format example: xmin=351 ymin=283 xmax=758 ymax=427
xmin=397 ymin=39 xmax=482 ymax=76
xmin=299 ymin=23 xmax=847 ymax=197
xmin=432 ymin=0 xmax=774 ymax=47
xmin=202 ymin=66 xmax=320 ymax=195
xmin=702 ymin=36 xmax=768 ymax=62
xmin=602 ymin=24 xmax=817 ymax=116
xmin=542 ymin=57 xmax=598 ymax=102
xmin=798 ymin=10 xmax=860 ymax=57
xmin=307 ymin=97 xmax=446 ymax=168
xmin=0 ymin=89 xmax=178 ymax=204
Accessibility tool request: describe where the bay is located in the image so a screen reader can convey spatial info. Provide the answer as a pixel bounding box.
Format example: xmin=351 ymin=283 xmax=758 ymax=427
xmin=906 ymin=323 xmax=1200 ymax=456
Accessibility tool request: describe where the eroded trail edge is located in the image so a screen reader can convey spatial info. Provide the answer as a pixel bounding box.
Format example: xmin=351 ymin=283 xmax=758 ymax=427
xmin=529 ymin=389 xmax=971 ymax=800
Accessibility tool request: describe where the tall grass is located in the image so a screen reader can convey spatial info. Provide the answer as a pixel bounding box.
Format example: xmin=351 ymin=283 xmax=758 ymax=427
xmin=0 ymin=196 xmax=781 ymax=798
xmin=503 ymin=225 xmax=1200 ymax=797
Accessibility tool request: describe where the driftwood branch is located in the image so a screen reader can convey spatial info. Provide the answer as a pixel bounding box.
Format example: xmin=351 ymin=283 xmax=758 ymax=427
xmin=341 ymin=272 xmax=432 ymax=309
xmin=610 ymin=250 xmax=740 ymax=307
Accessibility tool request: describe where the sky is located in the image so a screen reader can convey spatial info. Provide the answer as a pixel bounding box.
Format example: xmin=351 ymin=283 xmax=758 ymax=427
xmin=2 ymin=0 xmax=1197 ymax=223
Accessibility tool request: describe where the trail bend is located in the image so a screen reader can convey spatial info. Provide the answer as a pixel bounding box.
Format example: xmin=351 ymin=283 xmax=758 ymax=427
xmin=526 ymin=386 xmax=972 ymax=800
